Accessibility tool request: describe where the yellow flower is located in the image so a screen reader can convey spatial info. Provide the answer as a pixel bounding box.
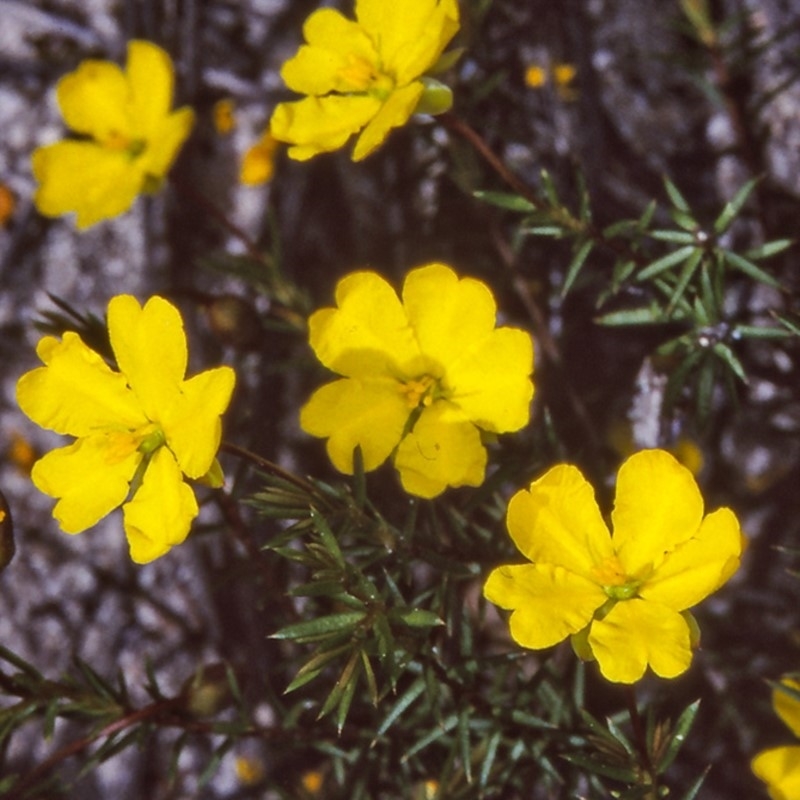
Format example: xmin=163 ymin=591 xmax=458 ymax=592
xmin=240 ymin=129 xmax=280 ymax=185
xmin=234 ymin=755 xmax=266 ymax=785
xmin=752 ymin=679 xmax=800 ymax=800
xmin=484 ymin=449 xmax=744 ymax=683
xmin=524 ymin=65 xmax=548 ymax=89
xmin=32 ymin=40 xmax=194 ymax=229
xmin=524 ymin=61 xmax=578 ymax=101
xmin=300 ymin=263 xmax=534 ymax=498
xmin=0 ymin=182 xmax=16 ymax=227
xmin=16 ymin=296 xmax=235 ymax=564
xmin=301 ymin=769 xmax=324 ymax=794
xmin=270 ymin=0 xmax=460 ymax=161
xmin=213 ymin=98 xmax=236 ymax=136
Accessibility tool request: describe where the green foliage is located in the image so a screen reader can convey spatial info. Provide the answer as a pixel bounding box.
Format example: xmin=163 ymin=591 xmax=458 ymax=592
xmin=4 ymin=0 xmax=800 ymax=797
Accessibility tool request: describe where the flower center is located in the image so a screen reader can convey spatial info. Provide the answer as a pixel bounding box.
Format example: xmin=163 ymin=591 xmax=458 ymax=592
xmin=104 ymin=129 xmax=147 ymax=159
xmin=337 ymin=54 xmax=395 ymax=98
xmin=591 ymin=555 xmax=642 ymax=601
xmin=104 ymin=423 xmax=164 ymax=466
xmin=338 ymin=54 xmax=379 ymax=91
xmin=400 ymin=375 xmax=438 ymax=409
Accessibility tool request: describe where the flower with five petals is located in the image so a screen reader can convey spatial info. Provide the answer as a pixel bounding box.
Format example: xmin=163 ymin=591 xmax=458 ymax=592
xmin=16 ymin=295 xmax=235 ymax=563
xmin=32 ymin=40 xmax=194 ymax=229
xmin=300 ymin=263 xmax=534 ymax=498
xmin=484 ymin=449 xmax=744 ymax=683
xmin=270 ymin=0 xmax=460 ymax=161
xmin=752 ymin=679 xmax=800 ymax=800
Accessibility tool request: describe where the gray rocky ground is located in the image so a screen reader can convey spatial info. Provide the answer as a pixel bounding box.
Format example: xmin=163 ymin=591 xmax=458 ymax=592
xmin=1 ymin=1 xmax=799 ymax=797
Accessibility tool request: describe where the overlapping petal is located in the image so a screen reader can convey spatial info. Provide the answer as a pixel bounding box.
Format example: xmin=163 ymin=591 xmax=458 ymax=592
xmin=281 ymin=9 xmax=379 ymax=95
xmin=308 ymin=271 xmax=423 ymax=378
xmin=355 ymin=0 xmax=459 ymax=85
xmin=506 ymin=465 xmax=613 ymax=575
xmin=140 ymin=107 xmax=195 ymax=179
xmin=393 ymin=402 xmax=485 ymax=497
xmin=31 ymin=435 xmax=140 ymax=534
xmin=32 ymin=142 xmax=144 ymax=229
xmin=402 ymin=264 xmax=496 ymax=368
xmin=163 ymin=366 xmax=236 ymax=479
xmin=640 ymin=506 xmax=743 ymax=610
xmin=270 ymin=95 xmax=381 ymax=161
xmin=484 ymin=563 xmax=605 ymax=649
xmin=300 ymin=378 xmax=409 ymax=473
xmin=611 ymin=449 xmax=705 ymax=576
xmin=16 ymin=331 xmax=145 ymax=436
xmin=752 ymin=746 xmax=800 ymax=800
xmin=108 ymin=295 xmax=187 ymax=419
xmin=56 ymin=60 xmax=130 ymax=141
xmin=588 ymin=598 xmax=692 ymax=683
xmin=352 ymin=82 xmax=424 ymax=161
xmin=123 ymin=448 xmax=197 ymax=563
xmin=126 ymin=40 xmax=173 ymax=140
xmin=446 ymin=327 xmax=534 ymax=432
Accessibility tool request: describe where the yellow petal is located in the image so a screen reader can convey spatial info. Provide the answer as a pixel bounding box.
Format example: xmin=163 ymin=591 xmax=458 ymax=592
xmin=140 ymin=106 xmax=195 ymax=179
xmin=393 ymin=403 xmax=485 ymax=497
xmin=751 ymin=746 xmax=800 ymax=800
xmin=506 ymin=464 xmax=614 ymax=576
xmin=774 ymin=680 xmax=800 ymax=738
xmin=308 ymin=271 xmax=423 ymax=379
xmin=300 ymin=378 xmax=409 ymax=473
xmin=640 ymin=506 xmax=743 ymax=610
xmin=163 ymin=365 xmax=235 ymax=479
xmin=56 ymin=58 xmax=131 ymax=141
xmin=485 ymin=563 xmax=605 ymax=649
xmin=352 ymin=82 xmax=423 ymax=160
xmin=32 ymin=141 xmax=144 ymax=228
xmin=240 ymin=130 xmax=279 ymax=186
xmin=108 ymin=295 xmax=187 ymax=421
xmin=16 ymin=331 xmax=146 ymax=436
xmin=31 ymin=435 xmax=140 ymax=533
xmin=401 ymin=264 xmax=496 ymax=371
xmin=588 ymin=598 xmax=692 ymax=683
xmin=611 ymin=449 xmax=704 ymax=576
xmin=447 ymin=326 xmax=534 ymax=433
xmin=270 ymin=95 xmax=381 ymax=160
xmin=123 ymin=447 xmax=197 ymax=563
xmin=126 ymin=40 xmax=174 ymax=140
xmin=281 ymin=9 xmax=379 ymax=95
xmin=355 ymin=0 xmax=459 ymax=86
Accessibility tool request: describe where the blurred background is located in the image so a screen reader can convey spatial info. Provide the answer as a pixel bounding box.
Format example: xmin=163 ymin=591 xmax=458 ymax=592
xmin=1 ymin=0 xmax=799 ymax=797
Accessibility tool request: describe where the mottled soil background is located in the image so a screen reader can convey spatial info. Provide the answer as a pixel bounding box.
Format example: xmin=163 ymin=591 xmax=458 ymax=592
xmin=1 ymin=0 xmax=800 ymax=798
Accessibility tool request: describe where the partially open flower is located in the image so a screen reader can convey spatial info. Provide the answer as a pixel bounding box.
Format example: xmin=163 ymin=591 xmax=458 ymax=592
xmin=270 ymin=0 xmax=460 ymax=161
xmin=32 ymin=40 xmax=194 ymax=229
xmin=16 ymin=295 xmax=235 ymax=563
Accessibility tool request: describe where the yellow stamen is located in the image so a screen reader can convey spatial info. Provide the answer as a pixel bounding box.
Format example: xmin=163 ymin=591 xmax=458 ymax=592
xmin=338 ymin=54 xmax=380 ymax=91
xmin=400 ymin=375 xmax=436 ymax=409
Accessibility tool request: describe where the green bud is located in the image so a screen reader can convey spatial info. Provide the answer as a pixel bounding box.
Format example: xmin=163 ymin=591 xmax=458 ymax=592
xmin=414 ymin=78 xmax=453 ymax=117
xmin=198 ymin=458 xmax=225 ymax=489
xmin=180 ymin=663 xmax=234 ymax=718
xmin=570 ymin=625 xmax=595 ymax=662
